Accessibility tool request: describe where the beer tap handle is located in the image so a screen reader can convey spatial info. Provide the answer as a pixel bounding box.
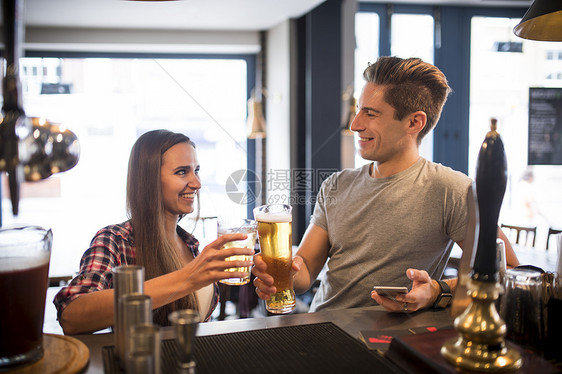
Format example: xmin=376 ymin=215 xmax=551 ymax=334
xmin=2 ymin=0 xmax=24 ymax=110
xmin=1 ymin=0 xmax=80 ymax=218
xmin=471 ymin=118 xmax=508 ymax=283
xmin=1 ymin=0 xmax=28 ymax=216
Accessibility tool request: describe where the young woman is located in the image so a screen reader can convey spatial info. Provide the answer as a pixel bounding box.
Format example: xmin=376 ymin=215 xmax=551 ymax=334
xmin=54 ymin=130 xmax=253 ymax=334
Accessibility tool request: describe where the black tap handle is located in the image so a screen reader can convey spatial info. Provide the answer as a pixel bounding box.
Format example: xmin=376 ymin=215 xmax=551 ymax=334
xmin=2 ymin=0 xmax=24 ymax=111
xmin=1 ymin=0 xmax=26 ymax=216
xmin=471 ymin=118 xmax=507 ymax=282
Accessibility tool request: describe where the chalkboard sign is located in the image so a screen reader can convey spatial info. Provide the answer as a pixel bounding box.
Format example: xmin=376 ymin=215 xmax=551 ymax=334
xmin=528 ymin=87 xmax=562 ymax=165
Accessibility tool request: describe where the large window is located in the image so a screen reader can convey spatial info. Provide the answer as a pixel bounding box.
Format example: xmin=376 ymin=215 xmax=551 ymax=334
xmin=354 ymin=4 xmax=562 ymax=249
xmin=390 ymin=13 xmax=434 ymax=63
xmin=469 ymin=17 xmax=562 ymax=245
xmin=2 ymin=57 xmax=251 ymax=277
xmin=354 ymin=8 xmax=435 ymax=167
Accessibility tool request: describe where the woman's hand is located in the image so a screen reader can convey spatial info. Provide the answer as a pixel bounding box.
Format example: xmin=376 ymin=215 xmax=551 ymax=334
xmin=370 ymin=269 xmax=439 ymax=313
xmin=181 ymin=233 xmax=254 ymax=291
xmin=252 ymin=254 xmax=302 ymax=300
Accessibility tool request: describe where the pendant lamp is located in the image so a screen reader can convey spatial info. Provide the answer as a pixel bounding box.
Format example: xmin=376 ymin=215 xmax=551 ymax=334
xmin=246 ymin=93 xmax=267 ymax=139
xmin=514 ymin=0 xmax=562 ymax=41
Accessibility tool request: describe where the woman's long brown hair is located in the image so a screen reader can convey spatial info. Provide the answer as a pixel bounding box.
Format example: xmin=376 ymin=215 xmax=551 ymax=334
xmin=126 ymin=129 xmax=199 ymax=325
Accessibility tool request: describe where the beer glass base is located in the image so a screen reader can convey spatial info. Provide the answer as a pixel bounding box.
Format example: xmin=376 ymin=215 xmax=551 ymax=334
xmin=265 ymin=288 xmax=296 ymax=314
xmin=219 ymin=278 xmax=250 ymax=286
xmin=0 ymin=345 xmax=43 ymax=368
xmin=266 ymin=302 xmax=296 ymax=314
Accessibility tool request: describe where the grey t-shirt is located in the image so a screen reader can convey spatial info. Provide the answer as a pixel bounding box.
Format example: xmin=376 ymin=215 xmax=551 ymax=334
xmin=309 ymin=157 xmax=472 ymax=312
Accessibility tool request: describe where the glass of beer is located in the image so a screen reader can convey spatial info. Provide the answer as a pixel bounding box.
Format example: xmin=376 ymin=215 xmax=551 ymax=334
xmin=0 ymin=225 xmax=52 ymax=368
xmin=253 ymin=204 xmax=295 ymax=314
xmin=217 ymin=218 xmax=257 ymax=285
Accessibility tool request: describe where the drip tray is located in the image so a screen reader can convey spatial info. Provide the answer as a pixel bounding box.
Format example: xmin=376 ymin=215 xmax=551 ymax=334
xmin=103 ymin=322 xmax=402 ymax=374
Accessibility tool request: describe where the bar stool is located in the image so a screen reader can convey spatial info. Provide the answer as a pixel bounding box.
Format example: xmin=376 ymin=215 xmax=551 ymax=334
xmin=218 ymin=283 xmax=233 ymax=320
xmin=500 ymin=224 xmax=537 ymax=247
xmin=48 ymin=275 xmax=72 ymax=287
xmin=546 ymin=227 xmax=562 ymax=250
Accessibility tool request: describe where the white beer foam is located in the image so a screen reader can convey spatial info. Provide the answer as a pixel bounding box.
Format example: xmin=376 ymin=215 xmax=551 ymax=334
xmin=0 ymin=253 xmax=50 ymax=272
xmin=254 ymin=211 xmax=292 ymax=223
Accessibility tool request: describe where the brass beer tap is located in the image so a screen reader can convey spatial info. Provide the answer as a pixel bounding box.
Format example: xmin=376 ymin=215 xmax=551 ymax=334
xmin=0 ymin=0 xmax=80 ymax=217
xmin=441 ymin=118 xmax=522 ymax=371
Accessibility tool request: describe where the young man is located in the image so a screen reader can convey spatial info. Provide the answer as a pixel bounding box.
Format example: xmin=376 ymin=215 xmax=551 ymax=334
xmin=252 ymin=57 xmax=518 ymax=313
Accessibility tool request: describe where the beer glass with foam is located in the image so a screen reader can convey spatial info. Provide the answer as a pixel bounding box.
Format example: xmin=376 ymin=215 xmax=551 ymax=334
xmin=217 ymin=218 xmax=257 ymax=285
xmin=0 ymin=225 xmax=52 ymax=368
xmin=253 ymin=204 xmax=295 ymax=314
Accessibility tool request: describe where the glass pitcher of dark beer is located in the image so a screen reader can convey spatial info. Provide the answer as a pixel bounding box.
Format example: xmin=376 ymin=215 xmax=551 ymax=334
xmin=0 ymin=225 xmax=52 ymax=368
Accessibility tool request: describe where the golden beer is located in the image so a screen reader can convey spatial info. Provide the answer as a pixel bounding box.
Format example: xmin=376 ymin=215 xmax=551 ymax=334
xmin=217 ymin=219 xmax=257 ymax=285
xmin=253 ymin=204 xmax=295 ymax=314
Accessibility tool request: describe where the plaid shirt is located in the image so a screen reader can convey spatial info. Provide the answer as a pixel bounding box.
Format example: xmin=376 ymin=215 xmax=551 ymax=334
xmin=53 ymin=220 xmax=219 ymax=323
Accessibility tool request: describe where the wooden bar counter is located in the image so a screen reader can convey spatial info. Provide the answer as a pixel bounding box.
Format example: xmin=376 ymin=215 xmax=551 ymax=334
xmin=68 ymin=304 xmax=558 ymax=374
xmin=72 ymin=305 xmax=452 ymax=373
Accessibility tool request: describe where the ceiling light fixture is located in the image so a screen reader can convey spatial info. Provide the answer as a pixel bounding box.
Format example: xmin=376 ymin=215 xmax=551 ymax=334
xmin=513 ymin=0 xmax=562 ymax=41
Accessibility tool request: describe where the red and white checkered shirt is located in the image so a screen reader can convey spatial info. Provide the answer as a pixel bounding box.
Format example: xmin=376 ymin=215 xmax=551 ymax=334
xmin=53 ymin=220 xmax=219 ymax=323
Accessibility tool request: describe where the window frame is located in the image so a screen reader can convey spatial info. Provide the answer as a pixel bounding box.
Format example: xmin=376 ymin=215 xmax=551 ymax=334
xmin=0 ymin=51 xmax=258 ymax=228
xmin=356 ymin=3 xmax=527 ymax=174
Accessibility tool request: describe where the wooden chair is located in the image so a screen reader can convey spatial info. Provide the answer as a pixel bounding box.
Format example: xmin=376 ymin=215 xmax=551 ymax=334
xmin=546 ymin=227 xmax=562 ymax=250
xmin=500 ymin=224 xmax=537 ymax=247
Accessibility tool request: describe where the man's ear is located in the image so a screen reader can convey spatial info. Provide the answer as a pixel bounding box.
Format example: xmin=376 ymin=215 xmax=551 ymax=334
xmin=408 ymin=111 xmax=427 ymax=135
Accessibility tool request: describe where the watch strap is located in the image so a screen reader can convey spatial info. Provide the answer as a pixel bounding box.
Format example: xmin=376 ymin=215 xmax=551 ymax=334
xmin=432 ymin=280 xmax=452 ymax=309
xmin=436 ymin=279 xmax=451 ymax=294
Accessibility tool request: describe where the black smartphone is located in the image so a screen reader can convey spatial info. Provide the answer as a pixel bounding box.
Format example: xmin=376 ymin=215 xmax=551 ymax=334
xmin=372 ymin=286 xmax=408 ymax=297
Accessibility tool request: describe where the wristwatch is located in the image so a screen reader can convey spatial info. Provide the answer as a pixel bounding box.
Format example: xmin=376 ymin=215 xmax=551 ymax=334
xmin=432 ymin=280 xmax=453 ymax=309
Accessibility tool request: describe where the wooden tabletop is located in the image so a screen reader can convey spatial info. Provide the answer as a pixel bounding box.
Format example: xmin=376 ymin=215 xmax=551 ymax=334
xmin=512 ymin=244 xmax=559 ymax=272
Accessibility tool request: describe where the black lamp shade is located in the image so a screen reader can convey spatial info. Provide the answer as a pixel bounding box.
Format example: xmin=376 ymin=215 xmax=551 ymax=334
xmin=513 ymin=0 xmax=562 ymax=41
